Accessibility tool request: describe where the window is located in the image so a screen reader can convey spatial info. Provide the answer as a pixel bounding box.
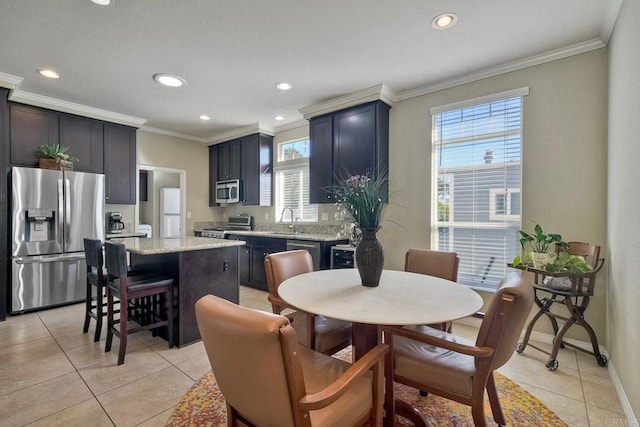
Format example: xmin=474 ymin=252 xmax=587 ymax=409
xmin=490 ymin=188 xmax=520 ymax=220
xmin=431 ymin=88 xmax=527 ymax=291
xmin=274 ymin=138 xmax=318 ymax=222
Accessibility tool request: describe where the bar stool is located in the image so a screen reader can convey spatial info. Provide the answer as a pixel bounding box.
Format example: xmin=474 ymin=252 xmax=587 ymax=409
xmin=104 ymin=241 xmax=175 ymax=365
xmin=83 ymin=238 xmax=152 ymax=342
xmin=83 ymin=238 xmax=109 ymax=342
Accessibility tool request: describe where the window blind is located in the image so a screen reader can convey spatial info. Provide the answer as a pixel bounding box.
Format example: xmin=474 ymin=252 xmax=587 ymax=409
xmin=431 ymin=94 xmax=523 ymax=291
xmin=274 ymin=139 xmax=318 ymax=222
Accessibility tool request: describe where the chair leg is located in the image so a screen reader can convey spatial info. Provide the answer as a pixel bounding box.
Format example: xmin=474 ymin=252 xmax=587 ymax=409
xmin=166 ymin=287 xmax=174 ymax=348
xmin=487 ymin=373 xmax=506 ymax=426
xmin=117 ymin=294 xmax=128 ymax=365
xmin=471 ymin=393 xmax=488 ymax=427
xmin=105 ymin=291 xmax=114 ymax=353
xmin=93 ymin=283 xmax=103 ymax=342
xmin=83 ymin=280 xmax=92 ymax=334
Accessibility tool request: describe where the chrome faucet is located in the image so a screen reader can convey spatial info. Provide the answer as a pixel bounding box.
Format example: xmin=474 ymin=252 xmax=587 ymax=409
xmin=280 ymin=207 xmax=294 ymax=231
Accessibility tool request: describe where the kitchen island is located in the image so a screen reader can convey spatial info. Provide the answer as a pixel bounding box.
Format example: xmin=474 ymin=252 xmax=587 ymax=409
xmin=111 ymin=236 xmax=245 ymax=347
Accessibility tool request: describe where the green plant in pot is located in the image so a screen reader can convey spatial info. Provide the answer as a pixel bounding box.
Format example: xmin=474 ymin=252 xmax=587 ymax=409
xmin=513 ymin=224 xmax=567 ymax=269
xmin=38 ymin=144 xmax=78 ymax=170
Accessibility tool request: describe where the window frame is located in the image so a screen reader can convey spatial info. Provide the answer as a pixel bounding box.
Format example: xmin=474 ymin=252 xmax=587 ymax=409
xmin=489 ymin=188 xmax=521 ymax=220
xmin=430 ymin=87 xmax=528 ymax=292
xmin=274 ymin=137 xmax=318 ymax=223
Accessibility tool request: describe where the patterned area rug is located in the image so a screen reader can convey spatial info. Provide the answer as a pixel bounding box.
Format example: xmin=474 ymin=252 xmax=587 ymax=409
xmin=167 ymin=350 xmax=567 ymax=426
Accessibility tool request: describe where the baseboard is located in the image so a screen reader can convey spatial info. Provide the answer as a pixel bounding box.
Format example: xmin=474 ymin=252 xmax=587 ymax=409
xmin=453 ymin=318 xmax=637 ymax=424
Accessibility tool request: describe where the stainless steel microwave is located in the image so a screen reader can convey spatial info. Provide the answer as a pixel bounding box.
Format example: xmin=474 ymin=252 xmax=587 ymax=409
xmin=215 ymin=179 xmax=240 ymax=204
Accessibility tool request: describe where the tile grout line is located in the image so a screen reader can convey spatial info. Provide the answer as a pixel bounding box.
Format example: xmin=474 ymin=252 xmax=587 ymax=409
xmin=29 ymin=312 xmax=118 ymax=426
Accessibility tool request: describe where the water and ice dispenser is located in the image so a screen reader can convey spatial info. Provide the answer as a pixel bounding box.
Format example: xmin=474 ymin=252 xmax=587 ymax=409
xmin=26 ymin=209 xmax=55 ymax=242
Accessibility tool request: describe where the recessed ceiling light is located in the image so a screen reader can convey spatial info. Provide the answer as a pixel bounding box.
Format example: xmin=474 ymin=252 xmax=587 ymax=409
xmin=153 ymin=73 xmax=186 ymax=87
xmin=91 ymin=0 xmax=111 ymax=5
xmin=431 ymin=13 xmax=457 ymax=30
xmin=37 ymin=69 xmax=60 ymax=79
xmin=200 ymin=115 xmax=211 ymax=121
xmin=275 ymin=82 xmax=292 ymax=91
xmin=274 ymin=115 xmax=284 ymax=121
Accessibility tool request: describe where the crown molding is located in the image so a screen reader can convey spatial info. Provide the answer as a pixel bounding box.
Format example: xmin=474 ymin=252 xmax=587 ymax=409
xmin=139 ymin=126 xmax=208 ymax=143
xmin=207 ymin=122 xmax=275 ymax=145
xmin=299 ymin=83 xmax=397 ymax=120
xmin=396 ymin=38 xmax=606 ymax=102
xmin=601 ymin=0 xmax=622 ymax=44
xmin=0 ymin=72 xmax=23 ymax=90
xmin=8 ymin=90 xmax=146 ymax=127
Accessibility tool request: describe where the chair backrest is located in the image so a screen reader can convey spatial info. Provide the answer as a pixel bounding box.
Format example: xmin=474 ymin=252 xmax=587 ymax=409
xmin=560 ymin=241 xmax=601 ymax=268
xmin=265 ymin=250 xmax=314 ymax=300
xmin=404 ymin=248 xmax=459 ymax=281
xmin=103 ymin=241 xmax=128 ymax=278
xmin=476 ymin=272 xmax=533 ymax=369
xmin=195 ymin=295 xmax=302 ymax=427
xmin=83 ymin=238 xmax=103 ymax=270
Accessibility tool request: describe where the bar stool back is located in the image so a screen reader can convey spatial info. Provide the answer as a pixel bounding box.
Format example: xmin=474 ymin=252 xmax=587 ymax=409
xmin=104 ymin=241 xmax=175 ymax=365
xmin=83 ymin=238 xmax=108 ymax=342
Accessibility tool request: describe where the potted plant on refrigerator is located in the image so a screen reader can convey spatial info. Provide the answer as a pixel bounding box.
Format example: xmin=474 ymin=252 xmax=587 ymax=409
xmin=38 ymin=144 xmax=78 ymax=170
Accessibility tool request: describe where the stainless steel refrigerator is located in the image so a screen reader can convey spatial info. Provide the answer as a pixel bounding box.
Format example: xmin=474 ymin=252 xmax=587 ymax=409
xmin=11 ymin=167 xmax=105 ymax=313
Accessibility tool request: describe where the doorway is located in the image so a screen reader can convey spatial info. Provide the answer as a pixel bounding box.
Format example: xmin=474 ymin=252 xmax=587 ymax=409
xmin=136 ymin=165 xmax=186 ymax=238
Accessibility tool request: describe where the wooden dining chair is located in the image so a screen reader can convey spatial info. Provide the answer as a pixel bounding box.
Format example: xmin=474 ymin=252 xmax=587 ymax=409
xmin=265 ymin=250 xmax=352 ymax=355
xmin=104 ymin=241 xmax=175 ymax=365
xmin=381 ymin=273 xmax=533 ymax=427
xmin=405 ymin=248 xmax=460 ymax=332
xmin=195 ymin=294 xmax=388 ymax=427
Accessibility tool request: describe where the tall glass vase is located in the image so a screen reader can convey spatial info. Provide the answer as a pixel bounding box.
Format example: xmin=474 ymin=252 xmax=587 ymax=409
xmin=355 ymin=228 xmax=384 ymax=287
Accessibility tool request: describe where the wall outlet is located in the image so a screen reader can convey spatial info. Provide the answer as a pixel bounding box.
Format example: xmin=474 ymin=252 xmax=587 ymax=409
xmin=265 ymin=212 xmax=269 ymax=220
xmin=222 ymin=212 xmax=226 ymax=219
xmin=187 ymin=211 xmax=191 ymax=219
xmin=321 ymin=212 xmax=329 ymax=221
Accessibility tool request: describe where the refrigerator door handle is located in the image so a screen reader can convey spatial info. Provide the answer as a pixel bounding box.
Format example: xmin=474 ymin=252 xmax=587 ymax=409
xmin=58 ymin=178 xmax=65 ymax=248
xmin=14 ymin=254 xmax=86 ymax=264
xmin=64 ymin=178 xmax=71 ymax=246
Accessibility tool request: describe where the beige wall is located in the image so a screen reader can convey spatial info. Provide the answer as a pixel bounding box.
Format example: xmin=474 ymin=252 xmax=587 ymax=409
xmin=608 ymin=0 xmax=640 ymax=417
xmin=384 ymin=49 xmax=608 ymax=341
xmin=136 ymin=130 xmax=221 ymax=232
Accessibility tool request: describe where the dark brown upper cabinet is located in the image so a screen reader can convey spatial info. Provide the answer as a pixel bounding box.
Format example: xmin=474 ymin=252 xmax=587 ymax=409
xmin=9 ymin=104 xmax=59 ymax=166
xmin=309 ymin=101 xmax=390 ymax=204
xmin=218 ymin=138 xmax=241 ymax=180
xmin=104 ymin=123 xmax=136 ymax=204
xmin=59 ymin=113 xmax=104 ymax=173
xmin=240 ymin=133 xmax=273 ymax=206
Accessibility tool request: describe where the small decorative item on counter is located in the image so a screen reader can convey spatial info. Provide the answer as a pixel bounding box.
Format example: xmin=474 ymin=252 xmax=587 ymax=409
xmin=327 ymin=172 xmax=388 ymax=287
xmin=38 ymin=144 xmax=79 ymax=170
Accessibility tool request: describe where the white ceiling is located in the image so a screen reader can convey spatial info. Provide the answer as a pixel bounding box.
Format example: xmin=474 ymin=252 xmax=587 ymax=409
xmin=0 ymin=0 xmax=621 ymax=142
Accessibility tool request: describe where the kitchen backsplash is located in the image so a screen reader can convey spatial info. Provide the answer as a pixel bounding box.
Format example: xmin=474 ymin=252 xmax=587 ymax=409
xmin=193 ymin=220 xmax=344 ymax=237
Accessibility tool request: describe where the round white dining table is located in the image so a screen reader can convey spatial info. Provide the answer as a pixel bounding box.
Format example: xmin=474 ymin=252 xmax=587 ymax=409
xmin=278 ymin=269 xmax=483 ymax=359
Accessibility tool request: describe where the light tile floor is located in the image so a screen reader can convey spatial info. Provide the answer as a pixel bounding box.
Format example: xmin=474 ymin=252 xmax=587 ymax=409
xmin=0 ymin=286 xmax=630 ymax=426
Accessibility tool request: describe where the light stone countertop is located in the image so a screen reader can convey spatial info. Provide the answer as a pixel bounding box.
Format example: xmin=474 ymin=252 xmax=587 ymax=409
xmin=108 ymin=236 xmax=245 ymax=255
xmin=106 ymin=232 xmax=148 ymax=239
xmin=214 ymin=230 xmax=348 ymax=242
